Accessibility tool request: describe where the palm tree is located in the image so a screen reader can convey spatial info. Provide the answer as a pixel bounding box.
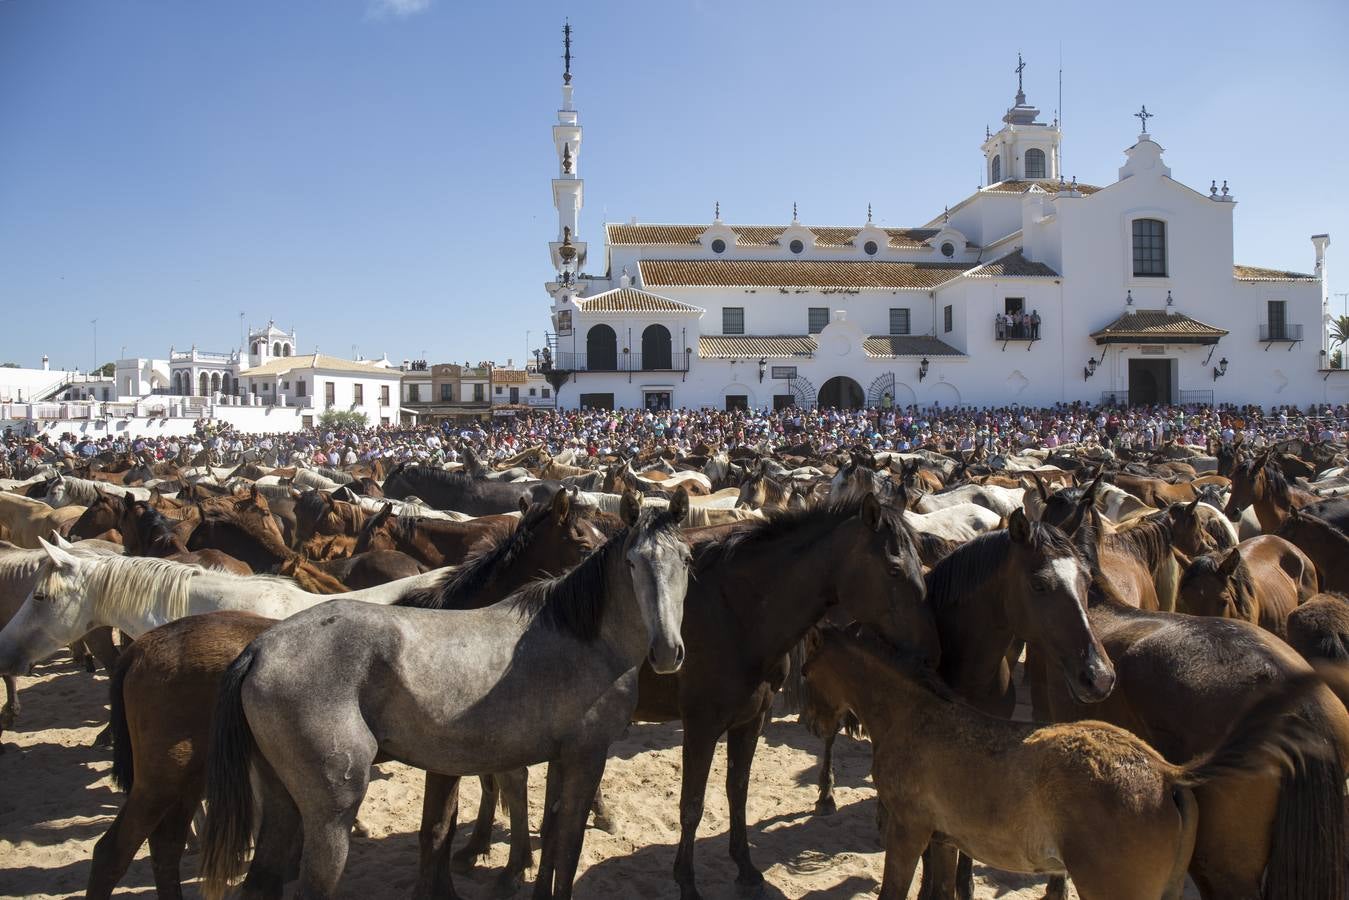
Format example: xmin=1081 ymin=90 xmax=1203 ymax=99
xmin=1331 ymin=315 xmax=1349 ymax=350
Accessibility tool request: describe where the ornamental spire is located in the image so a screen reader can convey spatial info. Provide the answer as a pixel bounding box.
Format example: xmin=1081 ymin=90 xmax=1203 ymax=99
xmin=562 ymin=21 xmax=573 ymax=85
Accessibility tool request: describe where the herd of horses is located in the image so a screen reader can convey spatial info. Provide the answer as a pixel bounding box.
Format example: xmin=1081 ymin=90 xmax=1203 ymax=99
xmin=3 ymin=436 xmax=1349 ymax=899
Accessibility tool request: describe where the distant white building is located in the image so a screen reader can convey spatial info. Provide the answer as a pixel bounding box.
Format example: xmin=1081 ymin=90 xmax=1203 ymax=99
xmin=541 ymin=38 xmax=1333 ymax=411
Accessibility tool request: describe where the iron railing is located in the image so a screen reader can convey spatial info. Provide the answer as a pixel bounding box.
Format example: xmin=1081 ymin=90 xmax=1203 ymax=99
xmin=551 ymin=350 xmax=691 ymax=373
xmin=1259 ymin=323 xmax=1303 ymax=342
xmin=1099 ymin=389 xmax=1214 ymax=407
xmin=994 ymin=322 xmax=1041 ymax=341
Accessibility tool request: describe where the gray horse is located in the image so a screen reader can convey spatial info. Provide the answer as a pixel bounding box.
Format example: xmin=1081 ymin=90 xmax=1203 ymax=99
xmin=201 ymin=489 xmax=691 ymax=900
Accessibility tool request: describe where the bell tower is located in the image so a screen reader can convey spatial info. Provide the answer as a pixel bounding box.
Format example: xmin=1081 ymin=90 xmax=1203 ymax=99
xmin=981 ymin=53 xmax=1060 ymax=184
xmin=549 ymin=22 xmax=586 ymax=280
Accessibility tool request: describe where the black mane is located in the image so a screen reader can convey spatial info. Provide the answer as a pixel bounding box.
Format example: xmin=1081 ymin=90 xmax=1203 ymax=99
xmin=695 ymin=497 xmax=916 ymax=570
xmin=396 ymin=502 xmax=546 ymax=611
xmin=926 ymin=521 xmax=1080 ymax=611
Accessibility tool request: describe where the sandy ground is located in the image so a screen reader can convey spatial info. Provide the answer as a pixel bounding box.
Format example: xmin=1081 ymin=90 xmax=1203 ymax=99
xmin=0 ymin=652 xmax=1202 ymax=899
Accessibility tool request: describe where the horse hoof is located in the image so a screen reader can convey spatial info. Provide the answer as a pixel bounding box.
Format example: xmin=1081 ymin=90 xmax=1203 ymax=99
xmin=83 ymin=655 xmax=98 ymax=674
xmin=491 ymin=872 xmax=524 ymax=897
xmin=813 ymin=796 xmax=837 ymax=816
xmin=591 ymin=813 xmax=619 ymax=835
xmin=351 ymin=819 xmax=371 ymax=839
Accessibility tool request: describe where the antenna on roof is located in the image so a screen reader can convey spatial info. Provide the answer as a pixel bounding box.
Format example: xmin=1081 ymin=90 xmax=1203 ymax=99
xmin=1057 ymin=42 xmax=1063 ymax=174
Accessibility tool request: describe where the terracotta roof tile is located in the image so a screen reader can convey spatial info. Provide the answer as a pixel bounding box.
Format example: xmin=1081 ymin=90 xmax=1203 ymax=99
xmin=1233 ymin=264 xmax=1317 ymax=282
xmin=1090 ymin=310 xmax=1228 ymax=344
xmin=698 ymin=336 xmax=818 ymax=359
xmin=639 ymin=259 xmax=969 ymax=290
xmin=985 ymin=179 xmax=1103 ymax=196
xmin=863 ymin=336 xmax=965 ymax=358
xmin=574 ymin=287 xmax=703 ymax=313
xmin=605 ymin=223 xmax=941 ymax=249
xmin=966 ymin=249 xmax=1059 ymax=278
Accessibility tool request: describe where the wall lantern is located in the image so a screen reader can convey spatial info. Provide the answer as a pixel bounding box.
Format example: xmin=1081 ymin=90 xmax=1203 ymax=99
xmin=757 ymin=358 xmax=767 ymax=383
xmin=1212 ymin=357 xmax=1229 ymax=381
xmin=918 ymin=358 xmax=930 ymax=382
xmin=1084 ymin=358 xmax=1098 ymax=381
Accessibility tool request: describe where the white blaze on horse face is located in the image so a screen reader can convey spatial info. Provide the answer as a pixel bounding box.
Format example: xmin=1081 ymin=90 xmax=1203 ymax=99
xmin=1049 ymin=557 xmax=1088 ymax=609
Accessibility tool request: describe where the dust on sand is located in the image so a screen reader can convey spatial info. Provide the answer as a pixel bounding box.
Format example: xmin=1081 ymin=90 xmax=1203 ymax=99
xmin=0 ymin=653 xmax=1200 ymax=898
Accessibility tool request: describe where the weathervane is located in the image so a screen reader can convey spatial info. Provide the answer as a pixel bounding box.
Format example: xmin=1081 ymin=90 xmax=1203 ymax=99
xmin=562 ymin=21 xmax=573 ymax=85
xmin=1134 ymin=105 xmax=1152 ymax=133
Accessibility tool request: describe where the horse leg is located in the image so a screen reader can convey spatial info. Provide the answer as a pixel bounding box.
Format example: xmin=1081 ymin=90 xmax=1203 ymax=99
xmin=726 ymin=710 xmax=770 ymax=894
xmin=672 ymin=726 xmax=719 ymax=900
xmin=955 ymin=852 xmax=974 ymax=900
xmin=916 ymin=840 xmax=960 ymax=900
xmin=814 ymin=728 xmax=838 ymax=816
xmin=590 ymin=781 xmax=618 ymax=834
xmin=450 ymin=773 xmax=499 ymax=874
xmin=86 ymin=785 xmax=174 ymax=900
xmin=1041 ymin=875 xmax=1068 ymax=900
xmin=878 ymin=817 xmax=930 ymax=900
xmin=532 ymin=759 xmax=563 ymax=900
xmin=84 ymin=626 xmax=121 ymax=671
xmin=0 ymin=674 xmax=17 ymax=735
xmin=239 ymin=761 xmax=301 ymax=899
xmin=534 ymin=751 xmax=608 ymax=900
xmin=495 ymin=767 xmax=534 ymax=897
xmin=415 ymin=772 xmax=462 ymax=899
xmin=146 ymin=796 xmax=197 ymax=900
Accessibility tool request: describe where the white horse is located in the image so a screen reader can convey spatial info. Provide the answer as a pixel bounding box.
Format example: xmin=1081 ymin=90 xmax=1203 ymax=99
xmin=902 ymin=503 xmax=1003 ymax=543
xmin=573 ymin=489 xmax=761 ymax=527
xmin=0 ymin=543 xmax=448 ymax=676
xmin=44 ymin=474 xmax=150 ymax=508
xmin=914 ymin=483 xmax=1024 ymax=517
xmin=0 ymin=492 xmax=86 ymax=549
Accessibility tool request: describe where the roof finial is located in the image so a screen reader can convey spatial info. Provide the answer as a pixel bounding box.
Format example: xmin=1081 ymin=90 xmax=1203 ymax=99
xmin=943 ymin=205 xmax=949 ymax=224
xmin=792 ymin=201 xmax=798 ymax=222
xmin=1134 ymin=104 xmax=1152 ymax=133
xmin=867 ymin=202 xmax=872 ymax=224
xmin=1015 ymin=52 xmax=1026 ymax=104
xmin=985 ymin=123 xmax=991 ymax=140
xmin=714 ymin=200 xmax=720 ymax=221
xmin=562 ymin=21 xmax=573 ymax=85
xmin=561 ymin=142 xmax=572 ymax=174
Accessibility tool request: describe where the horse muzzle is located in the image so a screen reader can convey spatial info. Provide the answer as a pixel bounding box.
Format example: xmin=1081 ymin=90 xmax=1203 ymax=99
xmin=648 ymin=640 xmax=685 ymax=675
xmin=1069 ymin=655 xmax=1116 ymax=704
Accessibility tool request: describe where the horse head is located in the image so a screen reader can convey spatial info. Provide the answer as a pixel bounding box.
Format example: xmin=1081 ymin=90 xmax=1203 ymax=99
xmin=1002 ymin=510 xmax=1114 ymax=704
xmin=0 ymin=539 xmax=95 ymax=675
xmin=1177 ymin=547 xmax=1253 ymax=622
xmin=620 ymin=487 xmax=691 ymax=674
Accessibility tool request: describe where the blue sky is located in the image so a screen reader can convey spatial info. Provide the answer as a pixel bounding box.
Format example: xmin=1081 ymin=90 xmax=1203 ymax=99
xmin=2 ymin=0 xmax=1346 ymax=371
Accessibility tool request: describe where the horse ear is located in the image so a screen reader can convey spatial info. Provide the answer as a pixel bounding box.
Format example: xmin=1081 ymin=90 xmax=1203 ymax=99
xmin=548 ymin=487 xmax=571 ymax=521
xmin=1032 ymin=472 xmax=1049 ymax=502
xmin=860 ymin=491 xmax=884 ymax=531
xmin=1219 ymin=548 xmax=1243 ymax=577
xmin=669 ymin=486 xmax=689 ymax=524
xmin=38 ymin=536 xmax=80 ymax=572
xmin=1008 ymin=508 xmax=1031 ymax=544
xmin=1185 ymin=497 xmax=1200 ymax=515
xmin=620 ymin=489 xmax=642 ymax=526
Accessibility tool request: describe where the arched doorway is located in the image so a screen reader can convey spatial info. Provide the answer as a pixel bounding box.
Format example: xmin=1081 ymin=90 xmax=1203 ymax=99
xmin=198 ymin=372 xmax=209 ymax=396
xmin=586 ymin=324 xmax=618 ymax=371
xmin=817 ymin=376 xmax=864 ymax=409
xmin=273 ymin=342 xmax=282 ymax=358
xmin=210 ymin=372 xmax=221 ymax=393
xmin=641 ymin=324 xmax=672 ymax=370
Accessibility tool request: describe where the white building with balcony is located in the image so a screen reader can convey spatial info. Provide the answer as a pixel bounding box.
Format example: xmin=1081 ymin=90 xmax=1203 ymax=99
xmin=540 ymin=37 xmax=1332 ymax=411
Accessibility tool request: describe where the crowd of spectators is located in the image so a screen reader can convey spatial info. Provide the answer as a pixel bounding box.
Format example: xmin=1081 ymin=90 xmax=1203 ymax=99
xmin=4 ymin=402 xmax=1347 ymax=476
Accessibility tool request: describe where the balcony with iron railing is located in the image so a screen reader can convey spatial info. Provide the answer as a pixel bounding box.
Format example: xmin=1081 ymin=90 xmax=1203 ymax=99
xmin=994 ymin=322 xmax=1041 ymax=342
xmin=548 ymin=350 xmax=691 ymax=373
xmin=1259 ymin=323 xmax=1303 ymax=343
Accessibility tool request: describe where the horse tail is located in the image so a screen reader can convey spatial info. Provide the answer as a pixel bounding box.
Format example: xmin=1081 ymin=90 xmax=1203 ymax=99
xmin=1175 ymin=672 xmax=1321 ymax=790
xmin=107 ymin=649 xmax=135 ymax=793
xmin=199 ymin=644 xmax=260 ymax=900
xmin=1264 ymin=692 xmax=1347 ymax=900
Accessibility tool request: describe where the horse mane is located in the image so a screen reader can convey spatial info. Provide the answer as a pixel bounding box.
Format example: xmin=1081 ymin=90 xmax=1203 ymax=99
xmin=696 ymin=498 xmax=915 ymax=570
xmin=130 ymin=502 xmax=183 ymax=555
xmin=508 ymin=506 xmax=685 ymax=642
xmin=1182 ymin=551 xmax=1256 ymax=619
xmin=294 ymin=490 xmax=329 ymax=525
xmin=54 ymin=475 xmax=105 ymax=506
xmin=196 ymin=506 xmax=290 ymax=556
xmin=1260 ymin=457 xmax=1293 ymax=506
xmin=394 ymin=466 xmax=471 ymax=487
xmin=1106 ymin=514 xmax=1174 ymax=568
xmin=926 ymin=521 xmax=1079 ymax=611
xmin=43 ymin=554 xmax=198 ymax=624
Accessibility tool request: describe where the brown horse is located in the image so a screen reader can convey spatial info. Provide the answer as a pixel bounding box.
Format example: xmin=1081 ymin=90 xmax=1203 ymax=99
xmin=119 ymin=498 xmax=252 ymax=575
xmin=66 ymin=491 xmax=125 ymax=543
xmin=1038 ymin=509 xmax=1349 ymax=900
xmin=804 ymin=625 xmax=1319 ymax=900
xmin=298 ymin=532 xmax=357 ymax=561
xmin=1163 ymin=497 xmax=1239 ymax=559
xmin=1176 ymin=537 xmax=1317 ymax=639
xmin=1277 ymin=510 xmax=1349 ymax=594
xmin=1224 ymin=449 xmax=1349 ymax=533
xmin=292 ymin=490 xmax=367 ymax=548
xmin=275 ymin=556 xmax=348 ymax=593
xmin=88 ymin=491 xmax=611 ymax=900
xmin=352 ymin=502 xmax=517 ymax=568
xmin=1109 ymin=471 xmax=1199 ymax=508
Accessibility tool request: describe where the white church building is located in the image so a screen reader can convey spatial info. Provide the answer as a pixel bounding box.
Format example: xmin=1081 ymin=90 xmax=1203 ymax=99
xmin=541 ymin=35 xmax=1333 ymax=412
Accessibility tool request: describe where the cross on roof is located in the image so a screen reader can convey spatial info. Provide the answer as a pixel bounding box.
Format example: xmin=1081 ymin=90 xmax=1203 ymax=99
xmin=1015 ymin=53 xmax=1025 ymax=92
xmin=1134 ymin=105 xmax=1152 ymax=132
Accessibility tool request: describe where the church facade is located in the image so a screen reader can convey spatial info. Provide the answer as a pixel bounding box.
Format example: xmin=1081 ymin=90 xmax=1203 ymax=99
xmin=542 ymin=35 xmax=1334 ymax=412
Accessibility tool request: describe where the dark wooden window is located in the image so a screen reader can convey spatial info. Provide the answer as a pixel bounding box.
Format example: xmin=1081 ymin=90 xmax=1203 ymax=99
xmin=723 ymin=307 xmax=745 ymax=335
xmin=724 ymin=395 xmax=748 ymax=411
xmin=380 ymin=385 xmax=389 ymax=406
xmin=1025 ymin=148 xmax=1046 ymax=179
xmin=808 ymin=307 xmax=829 ymax=334
xmin=990 ymin=154 xmax=1001 ymax=183
xmin=440 ymin=383 xmax=453 ymax=401
xmin=353 ymin=384 xmax=363 ymax=406
xmin=579 ymin=392 xmax=614 ymax=410
xmin=943 ymin=305 xmax=953 ymax=333
xmin=586 ymin=324 xmax=618 ymax=370
xmin=1132 ymin=218 xmax=1167 ymax=277
xmin=641 ymin=323 xmax=673 ymax=369
xmin=324 ymin=381 xmax=335 ymax=408
xmin=889 ymin=308 xmax=910 ymax=335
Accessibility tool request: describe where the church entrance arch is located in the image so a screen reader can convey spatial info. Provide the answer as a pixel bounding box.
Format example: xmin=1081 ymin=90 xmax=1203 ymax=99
xmin=817 ymin=376 xmax=864 ymax=409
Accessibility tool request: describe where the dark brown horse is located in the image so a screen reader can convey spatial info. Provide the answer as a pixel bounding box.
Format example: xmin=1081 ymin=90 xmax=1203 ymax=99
xmin=87 ymin=490 xmax=611 ymax=900
xmin=292 ymin=490 xmax=367 ymax=548
xmin=66 ymin=491 xmax=125 ymax=543
xmin=1225 ymin=450 xmax=1349 ymax=533
xmin=1277 ymin=510 xmax=1349 ymax=594
xmin=352 ymin=502 xmax=517 ymax=568
xmin=1038 ymin=508 xmax=1349 ymax=900
xmin=1176 ymin=537 xmax=1317 ymax=639
xmin=119 ymin=497 xmax=252 ymax=575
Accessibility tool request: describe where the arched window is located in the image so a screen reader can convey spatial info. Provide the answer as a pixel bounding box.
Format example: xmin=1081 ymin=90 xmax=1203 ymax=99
xmin=586 ymin=324 xmax=618 ymax=371
xmin=252 ymin=342 xmax=260 ymax=355
xmin=198 ymin=372 xmax=210 ymax=396
xmin=1025 ymin=148 xmax=1046 ymax=179
xmin=221 ymin=374 xmax=231 ymax=395
xmin=641 ymin=324 xmax=673 ymax=370
xmin=990 ymin=154 xmax=1001 ymax=184
xmin=273 ymin=342 xmax=282 ymax=357
xmin=210 ymin=372 xmax=221 ymax=393
xmin=282 ymin=343 xmax=291 ymax=357
xmin=1132 ymin=218 xmax=1167 ymax=277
